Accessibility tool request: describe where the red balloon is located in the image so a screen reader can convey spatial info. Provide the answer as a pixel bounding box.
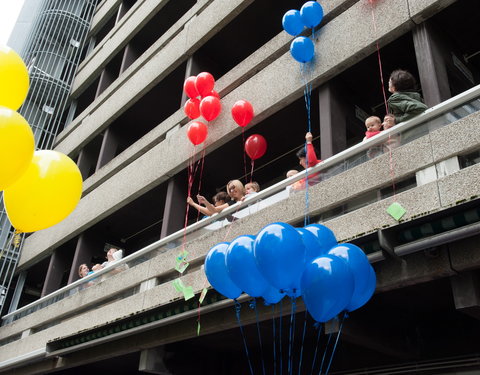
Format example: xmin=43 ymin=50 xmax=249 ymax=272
xmin=245 ymin=134 xmax=267 ymax=160
xmin=187 ymin=121 xmax=208 ymax=145
xmin=200 ymin=96 xmax=221 ymax=121
xmin=195 ymin=72 xmax=215 ymax=97
xmin=231 ymin=100 xmax=254 ymax=127
xmin=184 ymin=76 xmax=199 ymax=98
xmin=203 ymin=89 xmax=219 ymax=99
xmin=184 ymin=98 xmax=200 ymax=119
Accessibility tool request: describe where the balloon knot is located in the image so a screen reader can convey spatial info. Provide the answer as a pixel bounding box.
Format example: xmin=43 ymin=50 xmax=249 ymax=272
xmin=13 ymin=230 xmax=22 ymax=248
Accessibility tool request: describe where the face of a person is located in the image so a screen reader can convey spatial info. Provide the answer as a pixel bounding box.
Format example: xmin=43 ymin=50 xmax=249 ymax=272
xmin=214 ymin=199 xmax=225 ymax=207
xmin=299 ymin=157 xmax=306 ymax=169
xmin=366 ymin=118 xmax=381 ymax=132
xmin=228 ymin=182 xmax=243 ymax=200
xmin=388 ymin=78 xmax=395 ymax=93
xmin=245 ymin=185 xmax=255 ymax=194
xmin=383 ymin=115 xmax=395 ymax=130
xmin=79 ymin=264 xmax=89 ymax=277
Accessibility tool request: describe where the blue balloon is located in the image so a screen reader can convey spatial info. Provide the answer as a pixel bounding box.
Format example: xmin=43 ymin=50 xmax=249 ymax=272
xmin=346 ymin=265 xmax=376 ymax=312
xmin=297 ymin=227 xmax=323 ymax=263
xmin=262 ymin=285 xmax=285 ymax=305
xmin=282 ymin=9 xmax=304 ymax=36
xmin=254 ymin=222 xmax=306 ymax=295
xmin=304 ymin=224 xmax=337 ymax=253
xmin=204 ymin=242 xmax=241 ymax=299
xmin=226 ymin=235 xmax=269 ymax=297
xmin=290 ymin=36 xmax=315 ymax=63
xmin=327 ymin=243 xmax=371 ymax=310
xmin=300 ymin=1 xmax=324 ymax=28
xmin=301 ymin=255 xmax=354 ymax=322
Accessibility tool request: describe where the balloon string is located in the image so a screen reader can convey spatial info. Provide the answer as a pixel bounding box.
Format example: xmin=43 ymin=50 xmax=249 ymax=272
xmin=272 ymin=305 xmax=277 ymax=375
xmin=309 ymin=323 xmax=323 ymax=375
xmin=182 ymin=147 xmax=196 ymax=249
xmin=318 ymin=331 xmax=333 ymax=375
xmin=297 ymin=310 xmax=309 ymax=375
xmin=287 ymin=297 xmax=297 ymax=375
xmin=279 ymin=299 xmax=283 ymax=375
xmin=251 ymin=299 xmax=266 ymax=375
xmin=370 ymin=1 xmax=397 ymax=200
xmin=302 ymin=62 xmax=313 ymax=227
xmin=195 ymin=146 xmax=207 ymax=222
xmin=235 ymin=301 xmax=255 ymax=375
xmin=250 ymin=159 xmax=255 ymax=183
xmin=324 ymin=313 xmax=346 ymax=375
xmin=370 ymin=2 xmax=389 ymax=114
xmin=242 ymin=129 xmax=248 ymax=185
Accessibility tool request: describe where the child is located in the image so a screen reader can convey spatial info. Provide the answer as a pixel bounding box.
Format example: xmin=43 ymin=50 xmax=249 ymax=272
xmin=187 ymin=191 xmax=229 ymax=217
xmin=387 ymin=69 xmax=427 ymax=123
xmin=286 ymin=169 xmax=299 ymax=178
xmin=292 ymin=132 xmax=322 ymax=191
xmin=382 ymin=113 xmax=396 ymax=130
xmin=382 ymin=113 xmax=401 ymax=150
xmin=363 ymin=116 xmax=382 ymax=140
xmin=245 ymin=181 xmax=260 ymax=195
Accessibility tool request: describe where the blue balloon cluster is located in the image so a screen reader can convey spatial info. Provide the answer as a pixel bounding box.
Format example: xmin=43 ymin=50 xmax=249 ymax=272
xmin=204 ymin=222 xmax=376 ymax=322
xmin=282 ymin=1 xmax=324 ymax=63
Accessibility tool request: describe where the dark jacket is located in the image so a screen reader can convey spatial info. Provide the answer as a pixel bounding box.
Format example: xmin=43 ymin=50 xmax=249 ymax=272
xmin=387 ymin=91 xmax=428 ymax=123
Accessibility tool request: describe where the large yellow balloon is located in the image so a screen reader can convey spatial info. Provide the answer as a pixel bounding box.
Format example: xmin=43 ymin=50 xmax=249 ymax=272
xmin=0 ymin=45 xmax=30 ymax=110
xmin=0 ymin=107 xmax=35 ymax=190
xmin=4 ymin=151 xmax=83 ymax=233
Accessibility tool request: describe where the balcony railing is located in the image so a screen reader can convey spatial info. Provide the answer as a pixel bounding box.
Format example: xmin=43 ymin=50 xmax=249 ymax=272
xmin=2 ymin=83 xmax=480 ymax=326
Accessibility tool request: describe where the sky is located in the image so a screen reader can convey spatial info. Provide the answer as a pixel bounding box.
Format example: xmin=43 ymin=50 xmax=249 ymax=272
xmin=0 ymin=1 xmax=26 ymax=46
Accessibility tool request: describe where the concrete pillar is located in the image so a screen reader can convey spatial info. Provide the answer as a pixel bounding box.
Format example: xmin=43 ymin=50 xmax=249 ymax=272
xmin=451 ymin=271 xmax=480 ymax=320
xmin=7 ymin=271 xmax=26 ymax=314
xmin=413 ymin=21 xmax=451 ymax=107
xmin=318 ymin=82 xmax=347 ymax=160
xmin=76 ymin=147 xmax=96 ymax=180
xmin=181 ymin=56 xmax=205 ymax=106
xmin=41 ymin=250 xmax=70 ymax=297
xmin=138 ymin=346 xmax=172 ymax=374
xmin=95 ymin=127 xmax=120 ymax=170
xmin=160 ymin=177 xmax=187 ymax=239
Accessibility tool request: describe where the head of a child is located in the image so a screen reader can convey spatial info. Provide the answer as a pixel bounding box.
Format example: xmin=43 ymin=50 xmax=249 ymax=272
xmin=383 ymin=114 xmax=396 ymax=130
xmin=106 ymin=247 xmax=118 ymax=262
xmin=286 ymin=169 xmax=299 ymax=178
xmin=245 ymin=182 xmax=260 ymax=195
xmin=78 ymin=263 xmax=89 ymax=278
xmin=388 ymin=69 xmax=417 ymax=93
xmin=213 ymin=191 xmax=229 ymax=206
xmin=365 ymin=116 xmax=382 ymax=133
xmin=296 ymin=146 xmax=319 ymax=169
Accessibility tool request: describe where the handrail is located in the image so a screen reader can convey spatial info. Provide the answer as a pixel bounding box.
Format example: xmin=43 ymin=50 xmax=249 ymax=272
xmin=3 ymin=83 xmax=480 ymax=322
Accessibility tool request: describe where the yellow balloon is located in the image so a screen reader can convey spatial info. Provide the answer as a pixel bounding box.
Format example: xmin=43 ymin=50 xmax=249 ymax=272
xmin=4 ymin=151 xmax=83 ymax=233
xmin=0 ymin=107 xmax=35 ymax=190
xmin=0 ymin=45 xmax=30 ymax=110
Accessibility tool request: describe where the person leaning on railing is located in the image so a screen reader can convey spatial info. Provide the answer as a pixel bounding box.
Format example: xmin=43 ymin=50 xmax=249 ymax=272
xmin=291 ymin=132 xmax=322 ymax=191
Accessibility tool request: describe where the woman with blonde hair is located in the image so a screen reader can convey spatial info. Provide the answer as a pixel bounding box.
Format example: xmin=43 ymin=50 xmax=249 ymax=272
xmin=197 ymin=179 xmax=245 ymax=215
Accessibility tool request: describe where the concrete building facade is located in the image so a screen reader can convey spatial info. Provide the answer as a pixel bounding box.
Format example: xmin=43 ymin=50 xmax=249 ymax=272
xmin=1 ymin=0 xmax=480 ymax=373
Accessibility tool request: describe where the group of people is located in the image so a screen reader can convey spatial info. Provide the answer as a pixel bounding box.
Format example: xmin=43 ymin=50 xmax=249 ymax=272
xmin=187 ymin=70 xmax=427 ymax=221
xmin=78 ymin=247 xmax=123 ymax=278
xmin=187 ymin=180 xmax=261 ymax=218
xmin=364 ymin=69 xmax=427 ymax=141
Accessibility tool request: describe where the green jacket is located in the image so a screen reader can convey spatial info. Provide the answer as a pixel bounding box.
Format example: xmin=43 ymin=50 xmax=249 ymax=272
xmin=387 ymin=91 xmax=428 ymax=123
